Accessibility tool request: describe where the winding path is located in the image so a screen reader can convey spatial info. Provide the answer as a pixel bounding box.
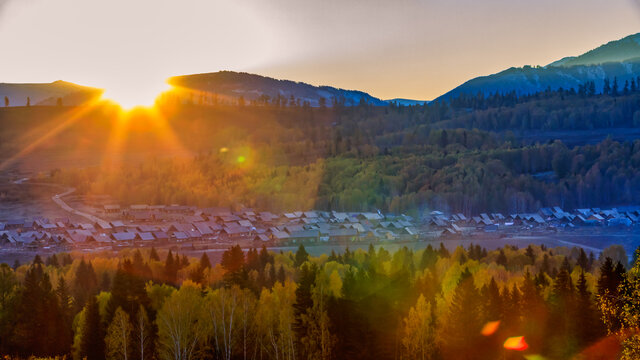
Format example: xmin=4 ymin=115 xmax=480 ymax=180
xmin=51 ymin=187 xmax=109 ymax=225
xmin=14 ymin=178 xmax=110 ymax=226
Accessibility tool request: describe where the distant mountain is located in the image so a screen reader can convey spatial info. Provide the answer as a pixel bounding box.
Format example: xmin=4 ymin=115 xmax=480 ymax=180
xmin=548 ymin=33 xmax=640 ymax=67
xmin=168 ymin=71 xmax=387 ymax=107
xmin=385 ymin=98 xmax=429 ymax=106
xmin=437 ymin=33 xmax=640 ymax=102
xmin=0 ymin=80 xmax=102 ymax=107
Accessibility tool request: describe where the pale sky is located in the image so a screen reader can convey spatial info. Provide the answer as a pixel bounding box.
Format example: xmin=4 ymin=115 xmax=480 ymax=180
xmin=1 ymin=0 xmax=640 ymax=104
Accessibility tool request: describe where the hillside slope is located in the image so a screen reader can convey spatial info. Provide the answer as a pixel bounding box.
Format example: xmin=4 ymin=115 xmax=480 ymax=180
xmin=437 ymin=33 xmax=640 ymax=101
xmin=549 ymin=33 xmax=640 ymax=67
xmin=0 ymin=80 xmax=102 ymax=107
xmin=168 ymin=71 xmax=387 ymax=107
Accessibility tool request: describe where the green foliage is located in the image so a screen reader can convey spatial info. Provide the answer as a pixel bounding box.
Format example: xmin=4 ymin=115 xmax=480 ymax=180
xmin=22 ymin=87 xmax=639 ymax=214
xmin=0 ymin=243 xmax=630 ymax=359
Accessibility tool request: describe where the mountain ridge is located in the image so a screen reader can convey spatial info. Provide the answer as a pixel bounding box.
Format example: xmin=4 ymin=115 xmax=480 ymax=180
xmin=168 ymin=71 xmax=387 ymax=107
xmin=0 ymin=80 xmax=102 ymax=107
xmin=548 ymin=33 xmax=640 ymax=67
xmin=436 ymin=33 xmax=640 ymax=102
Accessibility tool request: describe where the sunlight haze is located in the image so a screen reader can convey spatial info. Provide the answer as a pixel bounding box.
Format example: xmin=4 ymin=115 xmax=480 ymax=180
xmin=1 ymin=0 xmax=639 ymax=102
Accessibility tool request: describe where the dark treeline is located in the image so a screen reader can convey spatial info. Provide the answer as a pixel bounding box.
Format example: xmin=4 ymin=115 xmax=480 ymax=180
xmin=0 ymin=243 xmax=639 ymax=359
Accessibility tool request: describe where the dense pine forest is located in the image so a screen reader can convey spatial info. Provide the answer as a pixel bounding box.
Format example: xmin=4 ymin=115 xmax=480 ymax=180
xmin=0 ymin=243 xmax=638 ymax=359
xmin=30 ymin=79 xmax=640 ymax=214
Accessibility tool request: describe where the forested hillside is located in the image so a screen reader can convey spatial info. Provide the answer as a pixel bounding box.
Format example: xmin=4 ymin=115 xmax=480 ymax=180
xmin=31 ymin=81 xmax=640 ymax=215
xmin=0 ymin=243 xmax=637 ymax=359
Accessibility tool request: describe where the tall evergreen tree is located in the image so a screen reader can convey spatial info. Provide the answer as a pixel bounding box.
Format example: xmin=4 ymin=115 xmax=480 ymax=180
xmin=107 ymin=259 xmax=152 ymax=322
xmin=295 ymin=244 xmax=309 ymax=267
xmin=221 ymin=245 xmax=246 ymax=286
xmin=80 ymin=295 xmax=105 ymax=360
xmin=482 ymin=277 xmax=502 ymax=321
xmin=419 ymin=244 xmax=437 ymax=270
xmin=164 ymin=250 xmax=178 ymax=285
xmin=294 ymin=263 xmax=317 ymax=358
xmin=496 ymin=249 xmax=507 ymax=267
xmin=546 ymin=266 xmax=576 ymax=358
xmin=149 ymin=247 xmax=160 ymax=261
xmin=12 ymin=262 xmax=67 ymax=356
xmin=277 ymin=265 xmax=286 ymax=285
xmin=577 ymin=248 xmax=589 ymax=271
xmin=438 ymin=242 xmax=450 ymax=258
xmin=441 ymin=268 xmax=484 ymax=359
xmin=56 ymin=276 xmax=74 ymax=354
xmin=597 ymin=257 xmax=618 ymax=297
xmin=525 ymin=245 xmax=535 ymax=264
xmin=74 ymin=259 xmax=98 ymax=309
xmin=574 ymin=271 xmax=604 ymax=346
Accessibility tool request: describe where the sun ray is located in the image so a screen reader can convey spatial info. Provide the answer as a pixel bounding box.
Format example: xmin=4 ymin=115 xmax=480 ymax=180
xmin=100 ymin=102 xmax=190 ymax=172
xmin=0 ymin=98 xmax=105 ymax=172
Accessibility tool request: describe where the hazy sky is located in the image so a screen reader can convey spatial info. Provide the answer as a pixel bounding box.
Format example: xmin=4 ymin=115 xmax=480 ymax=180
xmin=1 ymin=0 xmax=640 ymax=103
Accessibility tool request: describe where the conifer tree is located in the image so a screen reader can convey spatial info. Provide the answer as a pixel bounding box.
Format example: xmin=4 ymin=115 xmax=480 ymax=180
xmin=295 ymin=244 xmax=310 ymax=267
xmin=441 ymin=268 xmax=483 ymax=359
xmin=278 ymin=265 xmax=286 ymax=285
xmin=419 ymin=244 xmax=437 ymax=270
xmin=221 ymin=245 xmax=246 ymax=287
xmin=56 ymin=276 xmax=74 ymax=353
xmin=80 ymin=295 xmax=105 ymax=360
xmin=525 ymin=245 xmax=535 ymax=264
xmin=13 ymin=262 xmax=67 ymax=356
xmin=597 ymin=257 xmax=618 ymax=297
xmin=149 ymin=247 xmax=160 ymax=261
xmin=496 ymin=249 xmax=507 ymax=267
xmin=164 ymin=250 xmax=178 ymax=284
xmin=438 ymin=242 xmax=449 ymax=258
xmin=294 ymin=262 xmax=317 ymax=358
xmin=574 ymin=271 xmax=603 ymax=346
xmin=259 ymin=245 xmax=273 ymax=268
xmin=482 ymin=277 xmax=502 ymax=321
xmin=577 ymin=248 xmax=589 ymax=271
xmin=74 ymin=259 xmax=98 ymax=309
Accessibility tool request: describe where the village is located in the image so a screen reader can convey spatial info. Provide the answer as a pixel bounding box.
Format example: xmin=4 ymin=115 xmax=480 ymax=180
xmin=0 ymin=197 xmax=639 ymax=253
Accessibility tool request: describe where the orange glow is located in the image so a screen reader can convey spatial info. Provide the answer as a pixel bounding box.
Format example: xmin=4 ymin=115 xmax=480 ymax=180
xmin=481 ymin=320 xmax=500 ymax=336
xmin=100 ymin=104 xmax=188 ymax=170
xmin=0 ymin=98 xmax=103 ymax=172
xmin=504 ymin=336 xmax=529 ymax=351
xmin=101 ymin=81 xmax=170 ymax=110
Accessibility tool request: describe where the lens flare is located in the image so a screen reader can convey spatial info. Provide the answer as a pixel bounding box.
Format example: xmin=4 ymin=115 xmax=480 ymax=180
xmin=481 ymin=320 xmax=500 ymax=336
xmin=504 ymin=336 xmax=528 ymax=351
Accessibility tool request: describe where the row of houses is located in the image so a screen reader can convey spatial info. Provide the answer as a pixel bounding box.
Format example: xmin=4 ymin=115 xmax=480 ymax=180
xmin=0 ymin=208 xmax=420 ymax=249
xmin=3 ymin=204 xmax=638 ymax=250
xmin=427 ymin=206 xmax=640 ymax=235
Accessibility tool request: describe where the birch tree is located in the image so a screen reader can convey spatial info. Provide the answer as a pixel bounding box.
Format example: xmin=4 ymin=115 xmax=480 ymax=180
xmin=106 ymin=307 xmax=132 ymax=360
xmin=401 ymin=295 xmax=436 ymax=360
xmin=156 ymin=282 xmax=206 ymax=360
xmin=205 ymin=286 xmax=256 ymax=360
xmin=134 ymin=305 xmax=153 ymax=360
xmin=255 ymin=281 xmax=297 ymax=360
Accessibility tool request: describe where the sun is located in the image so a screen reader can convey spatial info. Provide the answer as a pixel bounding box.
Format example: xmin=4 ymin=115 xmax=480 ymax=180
xmin=102 ymin=80 xmax=171 ymax=110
